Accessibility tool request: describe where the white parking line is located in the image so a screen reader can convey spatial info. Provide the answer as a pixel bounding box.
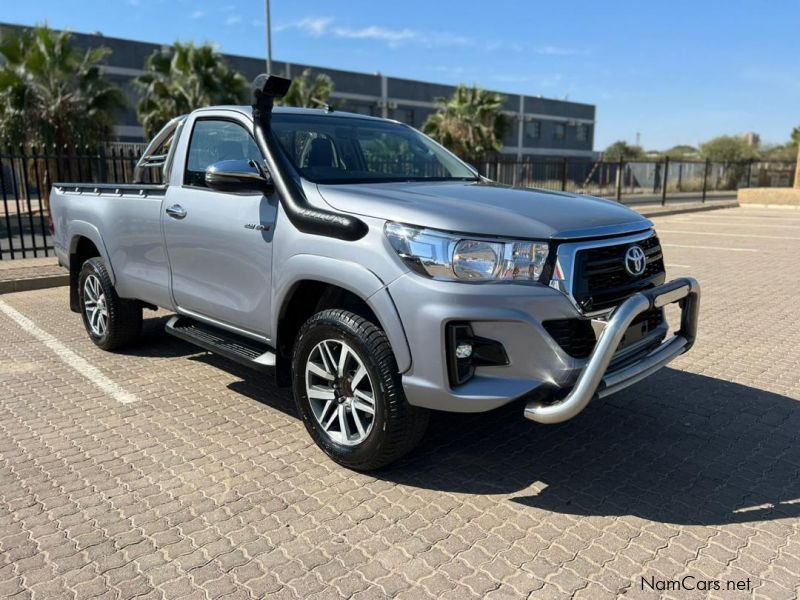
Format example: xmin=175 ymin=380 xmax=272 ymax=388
xmin=665 ymin=263 xmax=692 ymax=268
xmin=662 ymin=244 xmax=758 ymax=253
xmin=670 ymin=220 xmax=800 ymax=229
xmin=657 ymin=229 xmax=800 ymax=241
xmin=0 ymin=300 xmax=137 ymax=404
xmin=685 ymin=214 xmax=800 ymax=222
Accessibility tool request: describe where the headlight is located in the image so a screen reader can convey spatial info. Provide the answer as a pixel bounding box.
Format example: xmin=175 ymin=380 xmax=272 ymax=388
xmin=384 ymin=222 xmax=549 ymax=282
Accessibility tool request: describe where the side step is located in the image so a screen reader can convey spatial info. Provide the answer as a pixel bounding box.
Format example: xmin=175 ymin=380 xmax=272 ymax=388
xmin=165 ymin=316 xmax=276 ymax=371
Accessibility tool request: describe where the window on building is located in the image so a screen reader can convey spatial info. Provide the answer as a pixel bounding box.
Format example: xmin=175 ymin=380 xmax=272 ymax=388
xmin=576 ymin=124 xmax=589 ymax=141
xmin=524 ymin=120 xmax=541 ymax=142
xmin=392 ymin=108 xmax=415 ymax=126
xmin=554 ymin=123 xmax=566 ymax=141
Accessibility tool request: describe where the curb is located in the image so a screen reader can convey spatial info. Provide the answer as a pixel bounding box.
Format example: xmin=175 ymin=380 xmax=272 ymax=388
xmin=739 ymin=203 xmax=800 ymax=210
xmin=635 ymin=201 xmax=738 ymax=218
xmin=0 ymin=274 xmax=69 ymax=295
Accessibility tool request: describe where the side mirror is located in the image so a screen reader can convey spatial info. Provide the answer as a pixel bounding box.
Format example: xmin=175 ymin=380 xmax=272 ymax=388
xmin=205 ymin=159 xmax=273 ymax=194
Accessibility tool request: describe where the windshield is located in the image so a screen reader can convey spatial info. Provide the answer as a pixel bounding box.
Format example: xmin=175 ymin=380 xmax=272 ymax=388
xmin=271 ymin=113 xmax=478 ymax=184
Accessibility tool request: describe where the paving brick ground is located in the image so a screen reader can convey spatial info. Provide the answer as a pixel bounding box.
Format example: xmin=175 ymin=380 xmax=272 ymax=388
xmin=0 ymin=257 xmax=63 ymax=283
xmin=1 ymin=206 xmax=799 ymax=599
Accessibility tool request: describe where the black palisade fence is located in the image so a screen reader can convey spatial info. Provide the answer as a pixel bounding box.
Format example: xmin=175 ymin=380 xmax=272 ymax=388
xmin=0 ymin=142 xmax=796 ymax=260
xmin=477 ymin=157 xmax=796 ymax=203
xmin=0 ymin=143 xmax=154 ymax=260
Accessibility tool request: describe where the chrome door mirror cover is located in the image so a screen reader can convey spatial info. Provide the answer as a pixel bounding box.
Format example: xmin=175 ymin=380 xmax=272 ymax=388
xmin=205 ymin=159 xmax=273 ymax=195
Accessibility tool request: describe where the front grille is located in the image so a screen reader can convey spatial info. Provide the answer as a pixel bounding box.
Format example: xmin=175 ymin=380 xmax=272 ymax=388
xmin=572 ymin=234 xmax=665 ymax=312
xmin=542 ymin=319 xmax=595 ymax=358
xmin=543 ymin=308 xmax=665 ymax=359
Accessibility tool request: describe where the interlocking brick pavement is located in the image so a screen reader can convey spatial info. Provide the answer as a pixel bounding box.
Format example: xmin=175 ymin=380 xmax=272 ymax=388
xmin=0 ymin=257 xmax=67 ymax=294
xmin=1 ymin=206 xmax=799 ymax=599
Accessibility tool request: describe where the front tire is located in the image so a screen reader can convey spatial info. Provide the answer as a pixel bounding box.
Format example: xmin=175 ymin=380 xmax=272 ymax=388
xmin=78 ymin=257 xmax=142 ymax=350
xmin=291 ymin=309 xmax=429 ymax=470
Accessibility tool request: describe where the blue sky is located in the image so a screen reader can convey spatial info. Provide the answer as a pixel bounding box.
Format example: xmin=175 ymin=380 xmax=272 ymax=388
xmin=4 ymin=0 xmax=799 ymax=150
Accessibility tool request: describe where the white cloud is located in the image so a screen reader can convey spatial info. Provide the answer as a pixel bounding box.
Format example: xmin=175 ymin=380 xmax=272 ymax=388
xmin=225 ymin=14 xmax=242 ymax=26
xmin=533 ymin=46 xmax=588 ymax=56
xmin=274 ymin=17 xmax=472 ymax=48
xmin=275 ymin=17 xmax=333 ymax=36
xmin=427 ymin=32 xmax=471 ymax=47
xmin=332 ymin=25 xmax=417 ymax=44
xmin=191 ymin=10 xmax=205 ymax=19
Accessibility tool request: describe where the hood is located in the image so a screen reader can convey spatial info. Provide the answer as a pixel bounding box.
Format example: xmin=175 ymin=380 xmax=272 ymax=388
xmin=315 ymin=180 xmax=651 ymax=239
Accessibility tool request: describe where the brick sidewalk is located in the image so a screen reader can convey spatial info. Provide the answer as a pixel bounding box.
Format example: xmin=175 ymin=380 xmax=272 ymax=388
xmin=0 ymin=257 xmax=67 ymax=294
xmin=0 ymin=207 xmax=799 ymax=599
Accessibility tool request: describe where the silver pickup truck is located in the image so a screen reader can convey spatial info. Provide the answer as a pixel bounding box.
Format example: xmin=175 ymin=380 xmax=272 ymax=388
xmin=50 ymin=76 xmax=700 ymax=470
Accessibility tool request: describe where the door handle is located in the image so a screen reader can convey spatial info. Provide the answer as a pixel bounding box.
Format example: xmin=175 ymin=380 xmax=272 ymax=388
xmin=166 ymin=204 xmax=187 ymax=219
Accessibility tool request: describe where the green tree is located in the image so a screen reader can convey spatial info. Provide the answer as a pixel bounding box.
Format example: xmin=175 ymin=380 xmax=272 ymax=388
xmin=662 ymin=144 xmax=698 ymax=159
xmin=0 ymin=24 xmax=125 ymax=148
xmin=422 ymin=85 xmax=511 ymax=165
xmin=275 ymin=68 xmax=335 ymax=108
xmin=133 ymin=42 xmax=248 ymax=138
xmin=603 ymin=140 xmax=645 ymax=161
xmin=760 ymin=143 xmax=797 ymax=161
xmin=699 ymin=135 xmax=758 ymax=162
xmin=757 ymin=127 xmax=799 ymax=161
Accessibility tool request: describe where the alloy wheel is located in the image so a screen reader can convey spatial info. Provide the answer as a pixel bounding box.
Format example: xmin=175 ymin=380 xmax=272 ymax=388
xmin=305 ymin=339 xmax=376 ymax=446
xmin=83 ymin=274 xmax=108 ymax=337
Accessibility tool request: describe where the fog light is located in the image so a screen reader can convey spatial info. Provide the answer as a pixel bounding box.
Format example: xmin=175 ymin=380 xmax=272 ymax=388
xmin=446 ymin=322 xmax=509 ymax=387
xmin=455 ymin=343 xmax=473 ymax=359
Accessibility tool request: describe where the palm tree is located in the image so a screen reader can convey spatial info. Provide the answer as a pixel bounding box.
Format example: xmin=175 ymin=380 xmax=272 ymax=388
xmin=422 ymin=85 xmax=511 ymax=165
xmin=276 ymin=68 xmax=335 ymax=109
xmin=133 ymin=42 xmax=248 ymax=138
xmin=0 ymin=24 xmax=125 ymax=148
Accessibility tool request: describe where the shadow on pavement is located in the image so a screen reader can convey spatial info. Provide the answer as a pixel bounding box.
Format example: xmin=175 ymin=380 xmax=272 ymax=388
xmin=381 ymin=367 xmax=800 ymax=526
xmin=113 ymin=315 xmax=200 ymax=359
xmin=119 ymin=323 xmax=800 ymax=526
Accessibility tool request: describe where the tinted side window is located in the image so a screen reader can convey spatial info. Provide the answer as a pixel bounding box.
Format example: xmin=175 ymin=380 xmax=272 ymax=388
xmin=184 ymin=119 xmax=262 ymax=187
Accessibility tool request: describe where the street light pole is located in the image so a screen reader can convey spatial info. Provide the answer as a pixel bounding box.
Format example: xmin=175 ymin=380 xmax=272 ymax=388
xmin=265 ymin=0 xmax=272 ymax=74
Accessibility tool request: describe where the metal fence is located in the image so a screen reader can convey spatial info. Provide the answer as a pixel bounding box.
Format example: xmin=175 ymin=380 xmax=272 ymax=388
xmin=478 ymin=157 xmax=796 ymax=204
xmin=0 ymin=143 xmax=150 ymax=260
xmin=0 ymin=144 xmax=796 ymax=260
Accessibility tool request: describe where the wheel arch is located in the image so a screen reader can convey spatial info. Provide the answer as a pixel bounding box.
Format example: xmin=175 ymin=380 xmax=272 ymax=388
xmin=68 ymin=224 xmax=114 ymax=313
xmin=272 ymin=255 xmax=411 ymax=385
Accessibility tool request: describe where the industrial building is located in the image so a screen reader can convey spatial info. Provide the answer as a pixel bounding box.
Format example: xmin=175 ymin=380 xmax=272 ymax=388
xmin=0 ymin=23 xmax=597 ymax=158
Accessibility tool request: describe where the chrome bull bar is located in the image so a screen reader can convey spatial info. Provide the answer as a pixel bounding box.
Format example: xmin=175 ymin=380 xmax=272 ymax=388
xmin=524 ymin=277 xmax=700 ymax=424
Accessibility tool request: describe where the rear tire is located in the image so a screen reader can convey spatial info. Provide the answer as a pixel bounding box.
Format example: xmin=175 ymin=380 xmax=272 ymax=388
xmin=78 ymin=257 xmax=142 ymax=350
xmin=291 ymin=309 xmax=428 ymax=470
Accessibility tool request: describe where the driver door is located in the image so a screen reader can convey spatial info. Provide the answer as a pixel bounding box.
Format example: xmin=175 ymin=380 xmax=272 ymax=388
xmin=162 ymin=116 xmax=277 ymax=338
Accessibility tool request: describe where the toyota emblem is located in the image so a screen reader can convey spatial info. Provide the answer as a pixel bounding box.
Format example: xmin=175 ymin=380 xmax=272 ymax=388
xmin=624 ymin=245 xmax=646 ymax=276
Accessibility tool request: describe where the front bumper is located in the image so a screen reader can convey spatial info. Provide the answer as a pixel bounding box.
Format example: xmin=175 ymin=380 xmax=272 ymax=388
xmin=524 ymin=277 xmax=700 ymax=423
